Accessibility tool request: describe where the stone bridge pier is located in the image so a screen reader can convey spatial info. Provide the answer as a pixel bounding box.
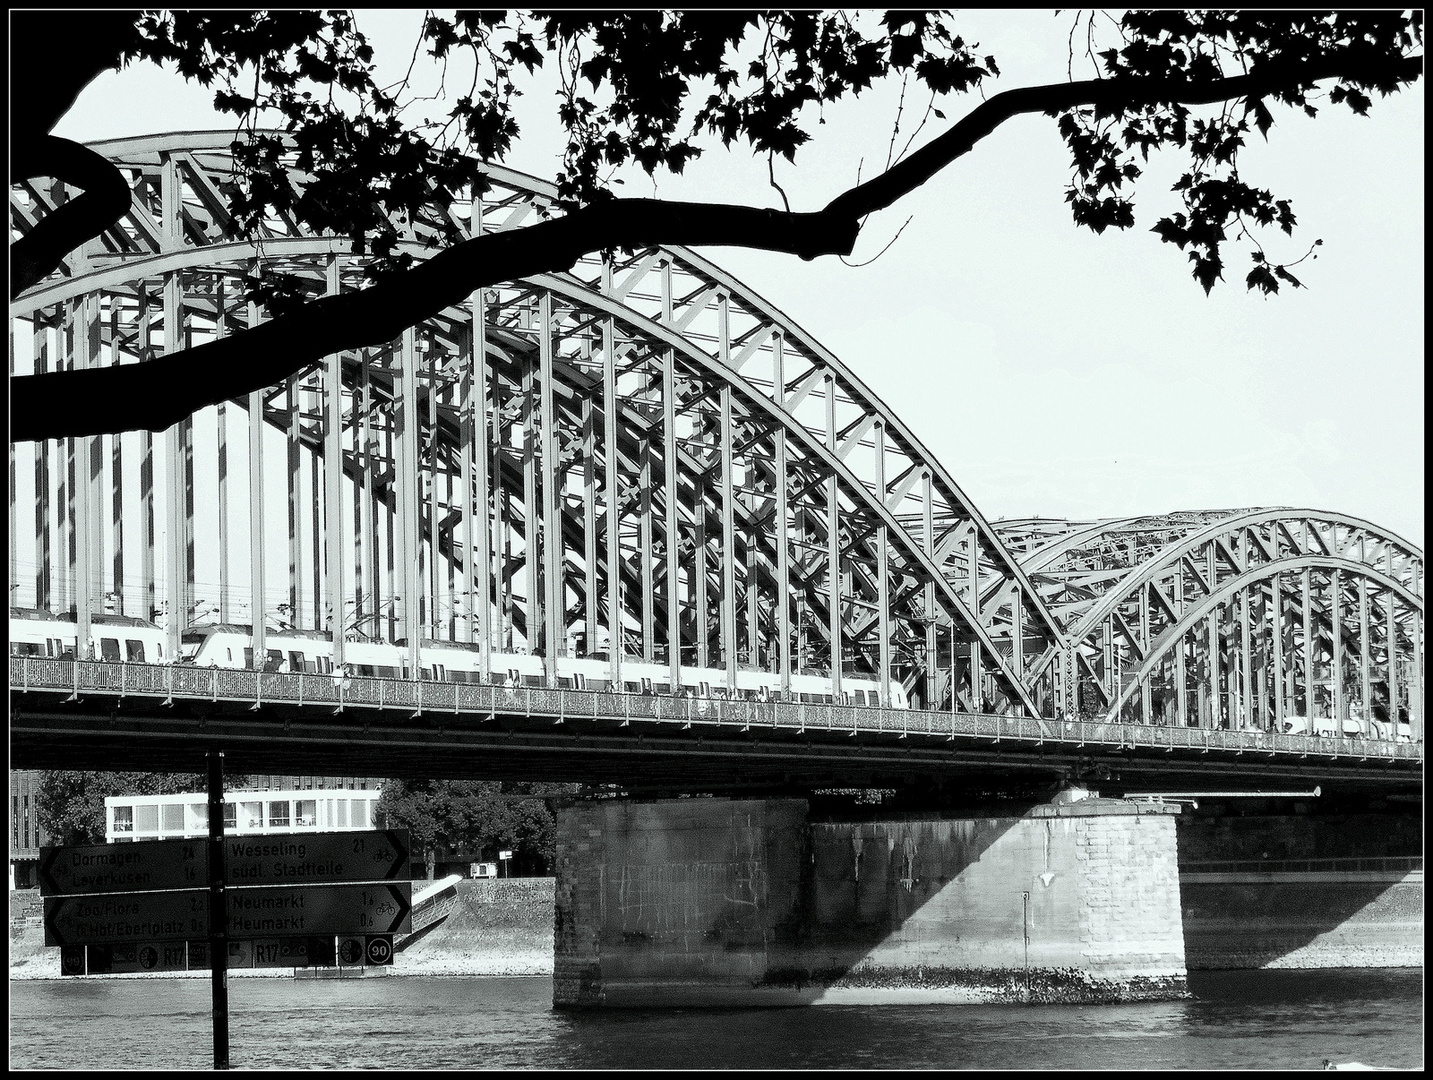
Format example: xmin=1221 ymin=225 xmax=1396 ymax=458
xmin=553 ymin=793 xmax=1188 ymax=1007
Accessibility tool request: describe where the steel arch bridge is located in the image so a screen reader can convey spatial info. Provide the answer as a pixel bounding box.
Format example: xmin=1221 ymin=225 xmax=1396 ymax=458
xmin=8 ymin=131 xmax=1425 ymax=768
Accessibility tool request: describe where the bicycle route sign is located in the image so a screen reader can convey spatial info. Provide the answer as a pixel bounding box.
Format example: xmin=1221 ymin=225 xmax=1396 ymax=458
xmin=38 ymin=831 xmax=411 ymax=895
xmin=44 ymin=882 xmax=413 ymax=946
xmin=38 ymin=839 xmax=205 ymax=895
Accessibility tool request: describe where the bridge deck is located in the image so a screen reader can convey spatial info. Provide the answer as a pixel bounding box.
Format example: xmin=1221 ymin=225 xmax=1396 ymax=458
xmin=11 ymin=659 xmax=1421 ymax=790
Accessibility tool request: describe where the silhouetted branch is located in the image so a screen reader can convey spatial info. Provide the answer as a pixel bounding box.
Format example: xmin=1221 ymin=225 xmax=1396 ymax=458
xmin=11 ymin=202 xmax=860 ymax=441
xmin=11 ymin=137 xmax=134 ymax=298
xmin=10 ymin=49 xmax=1423 ymax=443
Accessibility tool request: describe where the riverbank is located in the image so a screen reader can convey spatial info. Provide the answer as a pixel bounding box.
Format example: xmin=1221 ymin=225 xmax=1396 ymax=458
xmin=9 ymin=879 xmax=555 ymax=980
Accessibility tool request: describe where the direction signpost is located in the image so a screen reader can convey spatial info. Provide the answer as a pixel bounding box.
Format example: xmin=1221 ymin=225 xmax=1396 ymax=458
xmin=44 ymin=882 xmax=412 ymax=946
xmin=225 ymin=830 xmax=410 ymax=885
xmin=39 ymin=839 xmax=205 ymax=895
xmin=44 ymin=889 xmax=209 ymax=945
xmin=40 ymin=832 xmax=412 ymax=895
xmin=38 ymin=790 xmax=413 ymax=1071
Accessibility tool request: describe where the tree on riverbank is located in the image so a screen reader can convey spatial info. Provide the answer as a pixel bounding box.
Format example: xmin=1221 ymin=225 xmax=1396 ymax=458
xmin=377 ymin=779 xmax=578 ymax=877
xmin=10 ymin=10 xmax=1421 ymax=442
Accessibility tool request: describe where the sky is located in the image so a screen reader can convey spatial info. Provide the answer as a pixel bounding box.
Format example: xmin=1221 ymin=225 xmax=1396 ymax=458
xmin=50 ymin=10 xmax=1425 ymax=546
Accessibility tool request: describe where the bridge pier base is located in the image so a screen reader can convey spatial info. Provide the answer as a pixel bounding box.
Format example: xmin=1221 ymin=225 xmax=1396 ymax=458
xmin=553 ymin=793 xmax=1187 ymax=1007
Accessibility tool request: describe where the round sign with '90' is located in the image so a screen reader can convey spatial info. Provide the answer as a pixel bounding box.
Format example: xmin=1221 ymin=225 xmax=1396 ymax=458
xmin=365 ymin=935 xmax=393 ymax=966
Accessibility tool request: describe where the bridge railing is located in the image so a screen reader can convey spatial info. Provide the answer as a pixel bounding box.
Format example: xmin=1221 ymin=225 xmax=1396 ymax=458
xmin=11 ymin=658 xmax=1423 ymax=764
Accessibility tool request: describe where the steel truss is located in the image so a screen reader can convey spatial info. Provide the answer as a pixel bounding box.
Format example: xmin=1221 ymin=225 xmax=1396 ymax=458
xmin=1000 ymin=510 xmax=1424 ymax=738
xmin=11 ymin=131 xmax=1074 ymax=717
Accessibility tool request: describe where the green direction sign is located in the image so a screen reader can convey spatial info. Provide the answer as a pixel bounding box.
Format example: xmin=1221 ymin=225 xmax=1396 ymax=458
xmin=226 ymin=831 xmax=410 ymax=886
xmin=39 ymin=831 xmax=411 ymax=895
xmin=227 ymin=883 xmax=412 ymax=938
xmin=45 ymin=882 xmax=412 ymax=946
xmin=45 ymin=890 xmax=208 ymax=946
xmin=39 ymin=840 xmax=205 ymax=896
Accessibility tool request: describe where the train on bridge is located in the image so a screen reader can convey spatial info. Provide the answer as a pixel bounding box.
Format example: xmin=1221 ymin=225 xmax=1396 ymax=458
xmin=9 ymin=607 xmax=1415 ymax=741
xmin=8 ymin=608 xmax=905 ymax=709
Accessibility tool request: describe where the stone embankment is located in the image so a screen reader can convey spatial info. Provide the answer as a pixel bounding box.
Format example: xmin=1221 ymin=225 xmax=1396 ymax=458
xmin=395 ymin=878 xmax=554 ymax=976
xmin=10 ymin=879 xmax=555 ymax=979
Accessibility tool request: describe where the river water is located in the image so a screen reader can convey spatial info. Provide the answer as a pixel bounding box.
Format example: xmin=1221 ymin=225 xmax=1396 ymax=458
xmin=9 ymin=969 xmax=1423 ymax=1070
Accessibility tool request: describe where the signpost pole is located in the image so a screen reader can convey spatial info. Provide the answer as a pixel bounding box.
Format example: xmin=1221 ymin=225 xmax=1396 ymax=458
xmin=207 ymin=751 xmax=230 ymax=1071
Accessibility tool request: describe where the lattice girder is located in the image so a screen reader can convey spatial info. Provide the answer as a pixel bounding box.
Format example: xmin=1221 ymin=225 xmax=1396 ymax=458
xmin=12 ymin=131 xmax=1076 ymax=717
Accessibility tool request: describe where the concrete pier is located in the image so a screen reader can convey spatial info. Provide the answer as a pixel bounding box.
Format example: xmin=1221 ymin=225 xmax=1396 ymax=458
xmin=553 ymin=794 xmax=1188 ymax=1007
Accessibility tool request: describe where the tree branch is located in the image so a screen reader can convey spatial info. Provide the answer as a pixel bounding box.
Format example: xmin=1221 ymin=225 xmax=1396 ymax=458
xmin=11 ymin=137 xmax=135 ymax=298
xmin=825 ymin=53 xmax=1423 ymax=221
xmin=10 ymin=202 xmax=860 ymax=441
xmin=10 ymin=50 xmax=1422 ymax=444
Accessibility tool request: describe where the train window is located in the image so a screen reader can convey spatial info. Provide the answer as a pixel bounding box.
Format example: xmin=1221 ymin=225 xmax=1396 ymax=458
xmin=11 ymin=642 xmax=42 ymax=656
xmin=241 ymin=802 xmax=263 ymax=830
xmin=419 ymin=667 xmax=432 ymax=680
xmin=853 ymin=690 xmax=866 ymax=705
xmin=49 ymin=639 xmax=63 ymax=656
xmin=265 ymin=649 xmax=283 ymax=672
xmin=357 ymin=665 xmax=375 ymax=677
xmin=162 ymin=804 xmax=183 ymax=832
xmin=156 ymin=643 xmax=163 ymax=659
xmin=295 ymin=800 xmax=317 ymax=827
xmin=524 ymin=675 xmax=544 ymax=687
xmin=112 ymin=806 xmax=133 ymax=833
xmin=100 ymin=638 xmax=122 ymax=662
xmin=188 ymin=804 xmax=207 ymax=831
xmin=625 ymin=681 xmax=642 ymax=693
xmin=557 ymin=676 xmax=573 ymax=689
xmin=244 ymin=648 xmax=254 ymax=668
xmin=376 ymin=666 xmax=397 ymax=678
xmin=317 ymin=656 xmax=332 ymax=675
xmin=289 ymin=651 xmax=304 ymax=672
xmin=135 ymin=805 xmax=159 ymax=833
xmin=126 ymin=639 xmax=146 ymax=662
xmin=226 ymin=648 xmax=233 ymax=662
xmin=223 ymin=804 xmax=237 ymax=830
xmin=267 ymin=801 xmax=291 ymax=828
xmin=336 ymin=800 xmax=348 ymax=827
xmin=431 ymin=665 xmax=445 ymax=681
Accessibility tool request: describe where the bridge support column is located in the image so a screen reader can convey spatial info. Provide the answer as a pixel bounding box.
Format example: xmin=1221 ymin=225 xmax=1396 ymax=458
xmin=554 ymin=794 xmax=1186 ymax=1008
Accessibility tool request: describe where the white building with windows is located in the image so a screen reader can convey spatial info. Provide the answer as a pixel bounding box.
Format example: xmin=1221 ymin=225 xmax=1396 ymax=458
xmin=104 ymin=788 xmax=382 ymax=843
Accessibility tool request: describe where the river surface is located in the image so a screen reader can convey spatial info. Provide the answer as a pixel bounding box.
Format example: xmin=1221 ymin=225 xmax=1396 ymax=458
xmin=9 ymin=968 xmax=1423 ymax=1070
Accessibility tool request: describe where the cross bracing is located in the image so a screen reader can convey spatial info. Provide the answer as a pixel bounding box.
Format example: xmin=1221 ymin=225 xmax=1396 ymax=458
xmin=9 ymin=132 xmax=1423 ymax=747
xmin=1001 ymin=510 xmax=1423 ymax=740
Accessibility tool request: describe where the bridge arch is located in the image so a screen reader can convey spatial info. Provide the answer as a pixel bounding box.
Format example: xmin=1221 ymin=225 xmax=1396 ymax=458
xmin=1006 ymin=509 xmax=1423 ymax=738
xmin=11 ymin=131 xmax=1065 ymax=716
